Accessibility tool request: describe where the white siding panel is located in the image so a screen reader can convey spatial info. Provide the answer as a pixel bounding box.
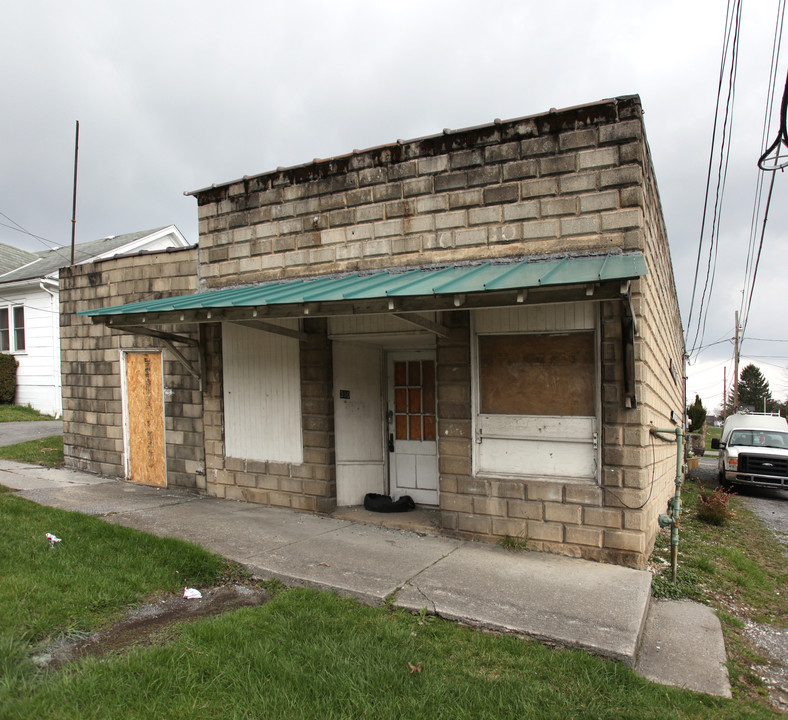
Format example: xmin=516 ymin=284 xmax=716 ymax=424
xmin=474 ymin=302 xmax=594 ymax=334
xmin=222 ymin=322 xmax=303 ymax=463
xmin=333 ymin=342 xmax=385 ymax=505
xmin=329 ymin=313 xmax=436 ymax=336
xmin=2 ymin=287 xmax=61 ymax=416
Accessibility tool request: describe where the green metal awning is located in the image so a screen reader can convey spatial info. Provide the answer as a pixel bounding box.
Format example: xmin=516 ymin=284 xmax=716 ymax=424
xmin=81 ymin=253 xmax=647 ymax=324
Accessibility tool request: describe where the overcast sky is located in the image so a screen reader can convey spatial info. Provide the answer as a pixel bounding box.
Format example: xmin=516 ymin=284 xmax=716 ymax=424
xmin=2 ymin=1 xmax=786 ymax=412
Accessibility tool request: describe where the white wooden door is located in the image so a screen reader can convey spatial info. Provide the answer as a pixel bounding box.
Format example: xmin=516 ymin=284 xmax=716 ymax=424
xmin=387 ymin=352 xmax=438 ymax=505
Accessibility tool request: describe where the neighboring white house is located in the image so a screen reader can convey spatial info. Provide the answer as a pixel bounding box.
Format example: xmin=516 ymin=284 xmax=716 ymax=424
xmin=0 ymin=226 xmax=191 ymax=417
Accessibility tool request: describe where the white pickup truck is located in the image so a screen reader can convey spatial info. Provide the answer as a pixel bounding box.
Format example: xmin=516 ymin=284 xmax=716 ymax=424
xmin=711 ymin=412 xmax=788 ymax=491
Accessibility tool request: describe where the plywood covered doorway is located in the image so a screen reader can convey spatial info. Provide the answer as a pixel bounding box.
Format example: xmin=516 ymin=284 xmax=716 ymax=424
xmin=124 ymin=351 xmax=166 ymax=486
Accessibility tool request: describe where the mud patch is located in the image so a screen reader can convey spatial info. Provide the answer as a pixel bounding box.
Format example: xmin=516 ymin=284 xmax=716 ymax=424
xmin=34 ymin=584 xmax=270 ymax=669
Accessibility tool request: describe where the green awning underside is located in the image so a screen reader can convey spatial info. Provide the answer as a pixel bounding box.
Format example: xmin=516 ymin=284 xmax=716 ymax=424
xmin=80 ymin=252 xmax=647 ymax=320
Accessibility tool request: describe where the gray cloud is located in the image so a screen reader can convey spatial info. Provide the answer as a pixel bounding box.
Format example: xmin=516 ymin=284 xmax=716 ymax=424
xmin=2 ymin=0 xmax=786 ymax=407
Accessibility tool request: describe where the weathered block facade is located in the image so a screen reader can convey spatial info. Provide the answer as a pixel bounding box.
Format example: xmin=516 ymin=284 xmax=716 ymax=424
xmin=61 ymin=248 xmax=205 ymax=490
xmin=70 ymin=96 xmax=685 ymax=568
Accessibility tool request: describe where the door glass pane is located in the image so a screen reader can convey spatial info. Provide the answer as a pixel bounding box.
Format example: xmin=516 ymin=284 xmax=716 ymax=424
xmin=394 ymin=362 xmax=407 ymax=386
xmin=422 ymin=361 xmax=435 ymax=413
xmin=392 ymin=357 xmax=436 ymax=446
xmin=409 ymin=415 xmax=422 ymax=441
xmin=408 ymin=361 xmax=421 ymax=386
xmin=423 ymin=415 xmax=436 ymax=441
xmin=395 ymin=414 xmax=408 ymax=440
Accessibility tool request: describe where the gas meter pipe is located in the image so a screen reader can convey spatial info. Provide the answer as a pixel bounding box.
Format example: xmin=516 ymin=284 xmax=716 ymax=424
xmin=650 ymin=426 xmax=684 ymax=583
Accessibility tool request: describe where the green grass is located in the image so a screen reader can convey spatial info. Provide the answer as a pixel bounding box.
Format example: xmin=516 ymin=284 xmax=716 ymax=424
xmin=2 ymin=589 xmax=776 ymax=720
xmin=0 ymin=436 xmax=64 ymax=467
xmin=0 ymin=493 xmax=781 ymax=719
xmin=649 ymin=476 xmax=788 ymax=702
xmin=705 ymin=426 xmax=722 ymax=453
xmin=0 ymin=405 xmax=56 ymax=422
xmin=0 ymin=493 xmax=224 ymax=642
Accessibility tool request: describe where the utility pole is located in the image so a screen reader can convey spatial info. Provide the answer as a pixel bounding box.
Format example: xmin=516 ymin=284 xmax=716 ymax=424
xmin=723 ymin=366 xmax=727 ymax=421
xmin=733 ymin=311 xmax=740 ymax=413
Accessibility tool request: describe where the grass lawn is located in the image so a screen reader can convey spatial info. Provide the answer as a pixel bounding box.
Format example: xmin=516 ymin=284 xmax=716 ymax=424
xmin=0 ymin=436 xmax=64 ymax=467
xmin=705 ymin=426 xmax=722 ymax=453
xmin=649 ymin=475 xmax=787 ymax=706
xmin=0 ymin=491 xmax=781 ymax=719
xmin=0 ymin=405 xmax=56 ymax=422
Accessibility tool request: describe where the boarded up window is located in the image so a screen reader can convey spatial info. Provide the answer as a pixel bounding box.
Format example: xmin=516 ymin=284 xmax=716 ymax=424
xmin=479 ymin=332 xmax=595 ymax=416
xmin=222 ymin=322 xmax=303 ymax=464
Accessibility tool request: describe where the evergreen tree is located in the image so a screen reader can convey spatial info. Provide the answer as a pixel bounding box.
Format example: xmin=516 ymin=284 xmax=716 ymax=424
xmin=687 ymin=394 xmax=706 ymax=433
xmin=737 ymin=363 xmax=773 ymax=412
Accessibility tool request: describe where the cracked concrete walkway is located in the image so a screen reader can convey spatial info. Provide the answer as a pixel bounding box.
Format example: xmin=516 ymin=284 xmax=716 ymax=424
xmin=1 ymin=460 xmax=730 ymax=696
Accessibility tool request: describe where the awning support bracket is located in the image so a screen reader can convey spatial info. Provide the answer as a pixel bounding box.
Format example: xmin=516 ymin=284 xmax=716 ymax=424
xmin=231 ymin=320 xmax=310 ymax=342
xmin=110 ymin=324 xmax=202 ymax=386
xmin=393 ymin=313 xmax=449 ymax=338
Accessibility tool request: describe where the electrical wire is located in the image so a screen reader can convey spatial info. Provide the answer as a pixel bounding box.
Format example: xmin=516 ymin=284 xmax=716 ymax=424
xmin=0 ymin=212 xmax=63 ymax=252
xmin=757 ymin=66 xmax=788 ymax=171
xmin=603 ymin=432 xmax=658 ymax=511
xmin=687 ymin=0 xmax=743 ymax=360
xmin=740 ymin=1 xmax=787 ymax=348
xmin=686 ymin=0 xmax=737 ymax=345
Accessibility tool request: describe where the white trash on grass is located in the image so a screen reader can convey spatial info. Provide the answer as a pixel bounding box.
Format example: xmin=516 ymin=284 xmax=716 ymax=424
xmin=45 ymin=533 xmax=61 ymax=547
xmin=183 ymin=587 xmax=202 ymax=599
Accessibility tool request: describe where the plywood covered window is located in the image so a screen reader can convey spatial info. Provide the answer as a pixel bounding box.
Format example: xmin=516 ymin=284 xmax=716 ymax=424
xmin=473 ymin=304 xmax=599 ymax=481
xmin=478 ymin=332 xmax=595 ymax=417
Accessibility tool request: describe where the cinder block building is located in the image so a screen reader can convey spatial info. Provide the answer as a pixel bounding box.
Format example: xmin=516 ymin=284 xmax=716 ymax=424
xmin=64 ymin=95 xmax=685 ymax=568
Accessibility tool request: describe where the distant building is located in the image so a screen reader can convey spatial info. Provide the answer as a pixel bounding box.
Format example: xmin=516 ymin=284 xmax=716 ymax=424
xmin=0 ymin=226 xmax=191 ymax=416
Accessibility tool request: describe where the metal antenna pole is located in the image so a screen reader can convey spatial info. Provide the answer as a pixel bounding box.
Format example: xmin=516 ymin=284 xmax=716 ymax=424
xmin=71 ymin=120 xmax=79 ymax=266
xmin=733 ymin=311 xmax=739 ymax=413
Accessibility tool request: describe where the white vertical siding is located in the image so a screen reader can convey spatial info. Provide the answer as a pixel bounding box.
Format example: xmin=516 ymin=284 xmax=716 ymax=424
xmin=474 ymin=302 xmax=595 ymax=334
xmin=328 ymin=313 xmax=437 ymax=336
xmin=222 ymin=322 xmax=303 ymax=463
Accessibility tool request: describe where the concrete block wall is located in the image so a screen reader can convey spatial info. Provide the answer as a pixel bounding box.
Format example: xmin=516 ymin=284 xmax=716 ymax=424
xmin=189 ymin=96 xmax=685 ymax=567
xmin=194 ymin=98 xmax=649 ymax=290
xmin=201 ymin=318 xmax=337 ymax=512
xmin=628 ymin=139 xmax=686 ymax=560
xmin=435 ymin=302 xmax=661 ymax=567
xmin=60 ymin=249 xmax=204 ymax=489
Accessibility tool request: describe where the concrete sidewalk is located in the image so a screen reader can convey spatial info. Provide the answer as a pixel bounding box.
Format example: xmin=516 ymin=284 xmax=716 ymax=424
xmin=0 ymin=420 xmax=63 ymax=447
xmin=0 ymin=460 xmax=730 ymax=697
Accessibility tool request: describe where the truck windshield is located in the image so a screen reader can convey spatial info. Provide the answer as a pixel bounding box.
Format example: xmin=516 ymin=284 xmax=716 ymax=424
xmin=727 ymin=430 xmax=788 ymax=449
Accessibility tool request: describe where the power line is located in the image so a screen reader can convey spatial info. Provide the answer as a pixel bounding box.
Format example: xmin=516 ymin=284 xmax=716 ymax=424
xmin=686 ymin=0 xmax=743 ymax=360
xmin=0 ymin=211 xmax=74 ymax=267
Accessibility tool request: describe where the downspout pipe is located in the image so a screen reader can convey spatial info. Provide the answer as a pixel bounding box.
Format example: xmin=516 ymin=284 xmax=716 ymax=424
xmin=650 ymin=426 xmax=684 ymax=583
xmin=40 ymin=280 xmax=62 ymax=418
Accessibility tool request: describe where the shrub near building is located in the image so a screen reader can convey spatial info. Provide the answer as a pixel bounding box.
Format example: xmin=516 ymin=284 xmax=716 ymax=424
xmin=0 ymin=353 xmax=18 ymax=404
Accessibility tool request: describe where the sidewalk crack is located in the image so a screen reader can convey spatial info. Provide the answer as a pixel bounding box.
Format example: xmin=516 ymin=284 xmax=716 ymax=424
xmin=387 ymin=543 xmax=461 ymax=609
